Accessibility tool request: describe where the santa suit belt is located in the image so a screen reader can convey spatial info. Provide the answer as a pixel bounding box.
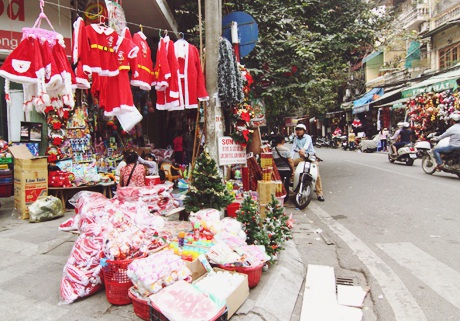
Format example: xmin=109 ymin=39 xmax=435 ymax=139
xmin=137 ymin=64 xmax=154 ymax=74
xmin=90 ymin=44 xmax=114 ymax=52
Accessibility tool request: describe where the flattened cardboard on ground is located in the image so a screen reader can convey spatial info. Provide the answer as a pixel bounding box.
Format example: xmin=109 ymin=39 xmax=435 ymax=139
xmin=9 ymin=145 xmax=48 ymax=219
xmin=193 ymin=268 xmax=249 ymax=318
xmin=337 ymin=284 xmax=369 ymax=308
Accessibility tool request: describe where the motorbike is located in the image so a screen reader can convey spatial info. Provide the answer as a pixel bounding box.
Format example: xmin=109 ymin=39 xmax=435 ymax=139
xmin=315 ymin=136 xmax=332 ymax=148
xmin=414 ymin=133 xmax=434 ymax=159
xmin=421 ymin=137 xmax=460 ymax=178
xmin=388 ymin=139 xmax=417 ymax=166
xmin=292 ymin=153 xmax=319 ymax=209
xmin=331 ymin=135 xmax=341 ymax=149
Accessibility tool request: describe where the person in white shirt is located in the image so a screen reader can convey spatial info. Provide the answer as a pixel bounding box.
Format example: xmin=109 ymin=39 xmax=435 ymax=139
xmin=290 ymin=123 xmax=325 ymax=202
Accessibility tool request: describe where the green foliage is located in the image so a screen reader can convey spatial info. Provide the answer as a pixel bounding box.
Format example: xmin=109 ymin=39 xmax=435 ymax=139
xmin=184 ymin=152 xmax=234 ymax=213
xmin=235 ymin=195 xmax=267 ymax=245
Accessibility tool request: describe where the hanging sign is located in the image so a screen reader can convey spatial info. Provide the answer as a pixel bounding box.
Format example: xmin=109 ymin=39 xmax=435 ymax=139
xmin=218 ymin=136 xmax=247 ymax=166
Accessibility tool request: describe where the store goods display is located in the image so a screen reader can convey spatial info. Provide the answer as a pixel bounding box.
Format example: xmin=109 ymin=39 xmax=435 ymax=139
xmin=194 ymin=269 xmax=246 ymax=301
xmin=127 ymin=250 xmax=192 ymax=296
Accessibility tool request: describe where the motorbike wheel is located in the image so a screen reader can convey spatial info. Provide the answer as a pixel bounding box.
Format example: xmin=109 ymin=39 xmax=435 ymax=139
xmin=294 ymin=181 xmax=313 ymax=209
xmin=406 ymin=158 xmax=414 ymax=166
xmin=388 ymin=154 xmax=395 ymax=163
xmin=422 ymin=155 xmax=436 ymax=174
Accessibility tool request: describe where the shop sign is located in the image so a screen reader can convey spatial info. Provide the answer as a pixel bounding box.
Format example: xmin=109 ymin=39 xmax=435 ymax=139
xmin=401 ymin=79 xmax=457 ymax=98
xmin=218 ymin=136 xmax=247 ymax=166
xmin=0 ymin=0 xmax=71 ymax=55
xmin=284 ymin=116 xmax=298 ymax=127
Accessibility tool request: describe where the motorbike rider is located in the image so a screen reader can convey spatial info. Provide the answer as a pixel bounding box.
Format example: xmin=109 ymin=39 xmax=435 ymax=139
xmin=432 ymin=113 xmax=460 ymax=171
xmin=391 ymin=122 xmax=412 ymax=156
xmin=291 ymin=123 xmax=325 ymax=202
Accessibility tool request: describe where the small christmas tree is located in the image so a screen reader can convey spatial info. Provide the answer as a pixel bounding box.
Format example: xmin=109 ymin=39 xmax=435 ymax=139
xmin=184 ymin=151 xmax=234 ymax=213
xmin=236 ymin=195 xmax=266 ymax=245
xmin=261 ymin=195 xmax=293 ymax=260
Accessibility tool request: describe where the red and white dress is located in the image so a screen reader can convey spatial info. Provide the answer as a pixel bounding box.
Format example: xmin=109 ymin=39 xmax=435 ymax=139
xmin=154 ymin=36 xmax=180 ymax=110
xmin=103 ymin=27 xmax=139 ymax=116
xmin=130 ymin=31 xmax=154 ymax=90
xmin=84 ymin=24 xmax=119 ymax=77
xmin=72 ymin=17 xmax=91 ymax=89
xmin=174 ymin=39 xmax=209 ymax=109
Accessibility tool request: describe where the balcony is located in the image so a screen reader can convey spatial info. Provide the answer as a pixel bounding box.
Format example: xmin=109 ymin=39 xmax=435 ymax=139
xmin=434 ymin=4 xmax=460 ymax=28
xmin=398 ymin=4 xmax=430 ymax=31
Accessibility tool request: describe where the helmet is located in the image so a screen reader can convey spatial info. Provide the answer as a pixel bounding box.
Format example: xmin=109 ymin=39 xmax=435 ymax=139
xmin=450 ymin=113 xmax=460 ymax=122
xmin=295 ymin=124 xmax=306 ymax=131
xmin=397 ymin=122 xmax=404 ymax=128
xmin=402 ymin=122 xmax=410 ymax=128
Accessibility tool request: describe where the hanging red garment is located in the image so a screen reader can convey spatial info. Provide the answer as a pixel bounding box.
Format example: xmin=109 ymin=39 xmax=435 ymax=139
xmin=103 ymin=27 xmax=139 ymax=116
xmin=72 ymin=17 xmax=91 ymax=89
xmin=154 ymin=36 xmax=180 ymax=111
xmin=130 ymin=31 xmax=154 ymax=90
xmin=84 ymin=24 xmax=119 ymax=77
xmin=52 ymin=36 xmax=76 ymax=108
xmin=174 ymin=39 xmax=208 ymax=109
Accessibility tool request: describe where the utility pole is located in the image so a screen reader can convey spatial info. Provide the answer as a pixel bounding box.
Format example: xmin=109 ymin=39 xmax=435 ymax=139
xmin=204 ymin=0 xmax=222 ymax=161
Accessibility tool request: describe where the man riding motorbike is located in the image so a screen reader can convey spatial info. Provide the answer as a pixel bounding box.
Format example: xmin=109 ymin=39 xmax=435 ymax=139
xmin=432 ymin=113 xmax=460 ymax=171
xmin=391 ymin=122 xmax=412 ymax=156
xmin=291 ymin=123 xmax=325 ymax=202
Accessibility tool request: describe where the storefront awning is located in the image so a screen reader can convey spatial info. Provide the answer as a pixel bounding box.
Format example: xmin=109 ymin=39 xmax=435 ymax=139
xmin=352 ymin=104 xmax=369 ymax=114
xmin=325 ymin=110 xmax=345 ymax=118
xmin=401 ymin=68 xmax=460 ymax=98
xmin=362 ymin=51 xmax=383 ymax=64
xmin=375 ymin=97 xmax=409 ymax=109
xmin=370 ymin=87 xmax=404 ymax=106
xmin=340 ymin=102 xmax=353 ymax=110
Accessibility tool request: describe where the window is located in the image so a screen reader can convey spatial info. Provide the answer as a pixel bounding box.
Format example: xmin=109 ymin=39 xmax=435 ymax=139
xmin=439 ymin=42 xmax=460 ymax=69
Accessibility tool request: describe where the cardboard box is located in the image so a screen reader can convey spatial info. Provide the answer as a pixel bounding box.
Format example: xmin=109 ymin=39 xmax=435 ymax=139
xmin=184 ymin=257 xmax=207 ymax=281
xmin=257 ymin=181 xmax=277 ymax=204
xmin=259 ymin=203 xmax=267 ymax=220
xmin=9 ymin=145 xmax=48 ymax=219
xmin=193 ymin=268 xmax=249 ymax=318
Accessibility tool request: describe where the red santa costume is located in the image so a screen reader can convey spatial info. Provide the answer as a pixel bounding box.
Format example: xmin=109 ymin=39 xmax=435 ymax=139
xmin=130 ymin=31 xmax=154 ymax=90
xmin=72 ymin=17 xmax=91 ymax=89
xmin=174 ymin=39 xmax=209 ymax=109
xmin=84 ymin=24 xmax=119 ymax=77
xmin=154 ymin=36 xmax=180 ymax=110
xmin=103 ymin=27 xmax=139 ymax=116
xmin=52 ymin=35 xmax=76 ymax=108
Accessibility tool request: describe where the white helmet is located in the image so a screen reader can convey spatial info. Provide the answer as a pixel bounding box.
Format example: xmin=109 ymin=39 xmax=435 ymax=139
xmin=450 ymin=113 xmax=460 ymax=122
xmin=295 ymin=124 xmax=306 ymax=131
xmin=402 ymin=122 xmax=410 ymax=128
xmin=397 ymin=122 xmax=404 ymax=128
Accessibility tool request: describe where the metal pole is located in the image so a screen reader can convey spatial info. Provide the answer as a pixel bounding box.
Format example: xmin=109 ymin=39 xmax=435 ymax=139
xmin=204 ymin=0 xmax=222 ymax=161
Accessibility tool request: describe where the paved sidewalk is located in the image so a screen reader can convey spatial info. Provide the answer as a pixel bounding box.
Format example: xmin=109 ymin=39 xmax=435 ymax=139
xmin=0 ymin=197 xmax=312 ymax=321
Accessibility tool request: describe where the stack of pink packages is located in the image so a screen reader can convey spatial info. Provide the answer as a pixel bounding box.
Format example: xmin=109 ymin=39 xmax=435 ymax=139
xmin=59 ymin=190 xmax=172 ymax=304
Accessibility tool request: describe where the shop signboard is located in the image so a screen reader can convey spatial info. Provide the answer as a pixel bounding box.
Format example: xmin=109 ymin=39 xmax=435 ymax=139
xmin=218 ymin=136 xmax=246 ymax=166
xmin=401 ymin=79 xmax=457 ymax=98
xmin=0 ymin=0 xmax=71 ymax=55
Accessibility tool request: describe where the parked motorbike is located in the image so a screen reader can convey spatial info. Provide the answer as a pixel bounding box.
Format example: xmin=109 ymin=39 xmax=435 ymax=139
xmin=421 ymin=137 xmax=460 ymax=178
xmin=292 ymin=153 xmax=319 ymax=209
xmin=388 ymin=139 xmax=417 ymax=166
xmin=315 ymin=136 xmax=332 ymax=148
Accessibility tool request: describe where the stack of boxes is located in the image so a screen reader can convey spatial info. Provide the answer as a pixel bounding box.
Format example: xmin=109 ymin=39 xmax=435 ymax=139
xmin=257 ymin=153 xmax=283 ymax=219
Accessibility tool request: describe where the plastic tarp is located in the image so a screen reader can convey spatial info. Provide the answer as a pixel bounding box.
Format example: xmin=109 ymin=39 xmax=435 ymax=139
xmin=353 ymin=88 xmax=384 ymax=107
xmin=404 ymin=41 xmax=421 ymax=69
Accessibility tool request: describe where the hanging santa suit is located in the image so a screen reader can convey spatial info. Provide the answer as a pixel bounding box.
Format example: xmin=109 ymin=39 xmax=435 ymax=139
xmin=72 ymin=17 xmax=91 ymax=89
xmin=103 ymin=27 xmax=139 ymax=116
xmin=154 ymin=36 xmax=181 ymax=110
xmin=130 ymin=31 xmax=154 ymax=90
xmin=52 ymin=35 xmax=76 ymax=108
xmin=84 ymin=24 xmax=119 ymax=77
xmin=174 ymin=39 xmax=208 ymax=109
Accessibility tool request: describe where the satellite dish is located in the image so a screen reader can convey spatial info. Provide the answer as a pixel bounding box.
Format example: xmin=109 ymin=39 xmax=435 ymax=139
xmin=222 ymin=11 xmax=258 ymax=58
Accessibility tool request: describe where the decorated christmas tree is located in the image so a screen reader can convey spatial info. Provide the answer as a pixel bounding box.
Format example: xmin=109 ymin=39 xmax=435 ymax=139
xmin=236 ymin=195 xmax=266 ymax=245
xmin=184 ymin=151 xmax=234 ymax=213
xmin=261 ymin=195 xmax=294 ymax=260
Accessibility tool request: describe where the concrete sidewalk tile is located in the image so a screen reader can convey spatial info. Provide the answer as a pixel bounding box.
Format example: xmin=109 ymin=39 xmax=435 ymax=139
xmin=66 ymin=290 xmax=112 ymax=316
xmin=0 ymin=237 xmax=39 ymax=255
xmin=38 ymin=233 xmax=75 ymax=254
xmin=0 ymin=289 xmax=36 ymax=319
xmin=255 ymin=265 xmax=304 ymax=320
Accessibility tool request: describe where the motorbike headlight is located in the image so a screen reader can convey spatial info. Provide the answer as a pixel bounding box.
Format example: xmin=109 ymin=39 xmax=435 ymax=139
xmin=308 ymin=155 xmax=316 ymax=162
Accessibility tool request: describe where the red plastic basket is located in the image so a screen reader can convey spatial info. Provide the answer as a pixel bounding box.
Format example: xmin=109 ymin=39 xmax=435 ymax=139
xmin=218 ymin=264 xmax=263 ymax=289
xmin=128 ymin=287 xmax=150 ymax=321
xmin=102 ymin=256 xmax=144 ymax=305
xmin=149 ymin=303 xmax=228 ymax=321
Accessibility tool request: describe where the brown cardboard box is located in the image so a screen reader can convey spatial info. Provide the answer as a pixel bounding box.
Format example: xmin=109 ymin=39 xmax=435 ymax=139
xmin=259 ymin=203 xmax=267 ymax=220
xmin=257 ymin=181 xmax=277 ymax=204
xmin=184 ymin=258 xmax=207 ymax=281
xmin=9 ymin=145 xmax=48 ymax=219
xmin=193 ymin=268 xmax=249 ymax=318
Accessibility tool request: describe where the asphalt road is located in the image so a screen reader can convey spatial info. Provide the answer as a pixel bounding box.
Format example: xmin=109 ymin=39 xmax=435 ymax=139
xmin=301 ymin=147 xmax=460 ymax=321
